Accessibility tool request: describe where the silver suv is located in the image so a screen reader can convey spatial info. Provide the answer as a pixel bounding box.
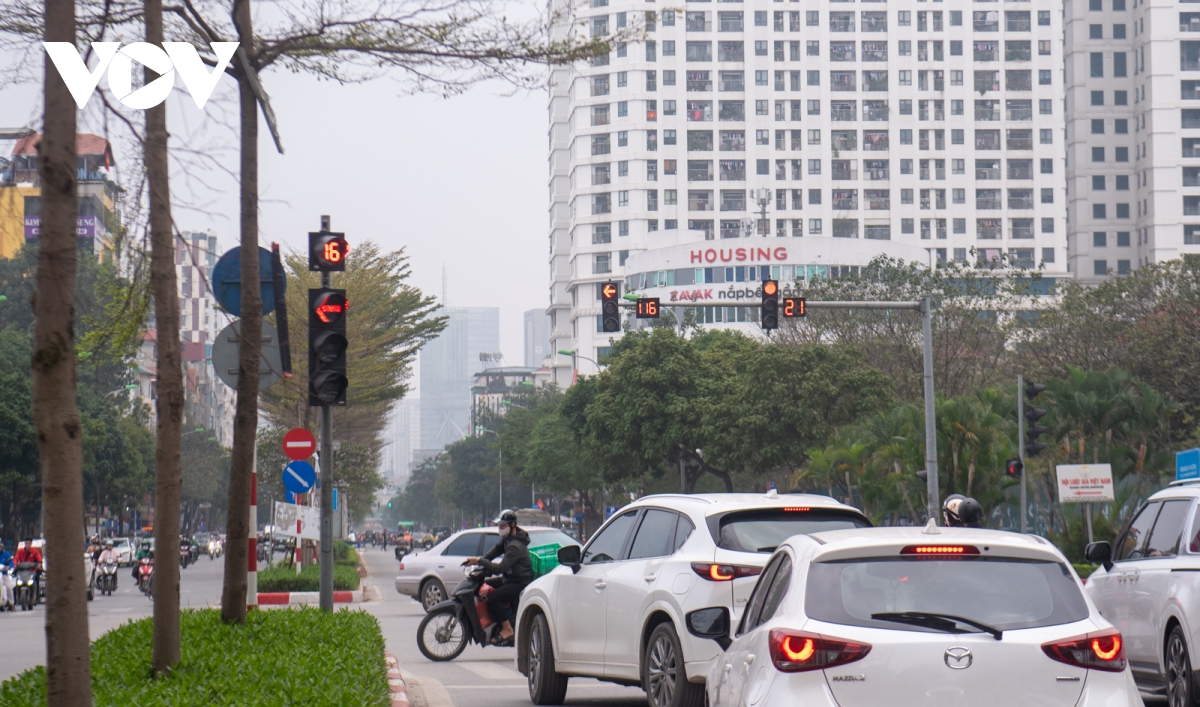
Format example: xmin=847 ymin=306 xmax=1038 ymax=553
xmin=1085 ymin=481 xmax=1200 ymax=704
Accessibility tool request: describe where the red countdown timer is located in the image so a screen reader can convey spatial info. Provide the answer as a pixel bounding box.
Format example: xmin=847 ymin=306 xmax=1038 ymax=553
xmin=636 ymin=297 xmax=661 ymax=319
xmin=309 ymin=232 xmax=349 ymax=272
xmin=782 ymin=297 xmax=807 ymax=317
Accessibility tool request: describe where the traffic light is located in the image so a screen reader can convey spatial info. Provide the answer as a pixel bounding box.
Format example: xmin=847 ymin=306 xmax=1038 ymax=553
xmin=308 ymin=288 xmax=348 ymax=406
xmin=1005 ymin=458 xmax=1024 ymax=478
xmin=635 ymin=298 xmax=660 ymax=319
xmin=782 ymin=297 xmax=807 ymax=318
xmin=600 ymin=282 xmax=621 ymax=332
xmin=1024 ymin=381 xmax=1047 ymax=457
xmin=309 ymin=231 xmax=349 ymax=272
xmin=761 ymin=280 xmax=780 ymax=330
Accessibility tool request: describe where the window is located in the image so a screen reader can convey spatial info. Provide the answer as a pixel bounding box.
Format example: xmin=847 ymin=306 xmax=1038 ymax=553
xmin=1115 ymin=119 xmax=1128 ymax=134
xmin=1115 ymin=91 xmax=1128 ymax=106
xmin=618 ymin=161 xmax=628 ymax=177
xmin=1093 ymin=147 xmax=1105 ymax=163
xmin=1089 ymin=24 xmax=1103 ymax=39
xmin=1039 ymin=40 xmax=1051 ymax=56
xmin=1116 ymin=147 xmax=1129 ymax=162
xmin=443 ymin=533 xmax=482 ymax=556
xmin=594 ymin=253 xmax=612 ymax=274
xmin=754 ymin=10 xmax=766 ymax=27
xmin=1042 ymin=248 xmax=1055 ymax=264
xmin=1039 ymin=99 xmax=1052 ymax=115
xmin=1116 ymin=203 xmax=1130 ymax=218
xmin=1039 ymin=70 xmax=1051 ymax=86
xmin=899 ymin=40 xmax=911 ymax=57
xmin=582 ymin=511 xmax=638 ymax=563
xmin=664 ymin=130 xmax=677 ymax=146
xmin=1093 ymin=232 xmax=1107 ymax=247
xmin=1091 ymin=52 xmax=1104 ymax=78
xmin=898 ymin=11 xmax=911 ymax=27
xmin=1040 ymin=129 xmax=1052 ymax=144
xmin=1114 ymin=53 xmax=1127 ymax=77
xmin=628 ymin=510 xmax=684 ymax=560
xmin=1093 ymin=175 xmax=1106 ymax=191
xmin=1117 ymin=231 xmax=1130 ymax=247
xmin=1041 ymin=188 xmax=1054 ymax=204
xmin=807 ymin=41 xmax=820 ymax=57
xmin=617 ymin=71 xmax=627 ymax=88
xmin=1094 ymin=204 xmax=1107 ymax=219
xmin=1038 ymin=10 xmax=1050 ymax=26
xmin=754 ymin=41 xmax=768 ymax=57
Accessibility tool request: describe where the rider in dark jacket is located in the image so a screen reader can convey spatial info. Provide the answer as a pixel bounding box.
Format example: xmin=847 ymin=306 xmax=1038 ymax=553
xmin=467 ymin=510 xmax=532 ymax=645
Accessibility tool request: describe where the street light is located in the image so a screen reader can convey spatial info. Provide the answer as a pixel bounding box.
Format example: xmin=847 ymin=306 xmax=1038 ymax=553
xmin=105 ymin=384 xmax=139 ymax=398
xmin=557 ymin=349 xmax=603 ymax=371
xmin=182 ymin=427 xmax=206 ymax=437
xmin=478 ymin=428 xmax=503 ymax=512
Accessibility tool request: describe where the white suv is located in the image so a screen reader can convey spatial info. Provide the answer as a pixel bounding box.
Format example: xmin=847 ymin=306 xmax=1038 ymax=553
xmin=1085 ymin=481 xmax=1200 ymax=704
xmin=513 ymin=491 xmax=870 ymax=707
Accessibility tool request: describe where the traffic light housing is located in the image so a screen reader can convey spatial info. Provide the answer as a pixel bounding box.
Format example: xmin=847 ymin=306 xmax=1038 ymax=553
xmin=600 ymin=282 xmax=621 ymax=332
xmin=1005 ymin=458 xmax=1024 ymax=478
xmin=1024 ymin=381 xmax=1047 ymax=457
xmin=761 ymin=280 xmax=780 ymax=330
xmin=309 ymin=231 xmax=349 ymax=272
xmin=308 ymin=288 xmax=348 ymax=406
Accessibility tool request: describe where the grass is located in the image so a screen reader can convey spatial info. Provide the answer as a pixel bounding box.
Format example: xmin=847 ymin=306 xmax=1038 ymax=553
xmin=0 ymin=608 xmax=390 ymax=707
xmin=257 ymin=563 xmax=360 ymax=593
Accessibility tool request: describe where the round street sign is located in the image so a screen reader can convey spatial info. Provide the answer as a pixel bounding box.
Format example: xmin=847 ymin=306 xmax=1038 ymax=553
xmin=282 ymin=428 xmax=316 ymax=461
xmin=212 ymin=246 xmax=279 ymax=317
xmin=282 ymin=460 xmax=316 ymax=495
xmin=212 ymin=320 xmax=283 ymax=392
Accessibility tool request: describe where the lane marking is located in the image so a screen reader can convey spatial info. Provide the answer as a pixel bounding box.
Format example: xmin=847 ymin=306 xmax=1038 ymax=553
xmin=458 ymin=662 xmax=523 ymax=681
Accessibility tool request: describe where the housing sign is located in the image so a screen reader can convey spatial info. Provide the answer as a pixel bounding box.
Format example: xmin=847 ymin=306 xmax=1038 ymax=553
xmin=1055 ymin=464 xmax=1115 ymax=504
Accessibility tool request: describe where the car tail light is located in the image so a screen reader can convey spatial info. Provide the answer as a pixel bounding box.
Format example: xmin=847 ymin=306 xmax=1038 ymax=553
xmin=398 ymin=564 xmax=405 ymax=571
xmin=899 ymin=545 xmax=981 ymax=556
xmin=1042 ymin=629 xmax=1126 ymax=672
xmin=768 ymin=629 xmax=871 ymax=673
xmin=691 ymin=563 xmax=763 ymax=581
xmin=782 ymin=507 xmax=810 ymax=512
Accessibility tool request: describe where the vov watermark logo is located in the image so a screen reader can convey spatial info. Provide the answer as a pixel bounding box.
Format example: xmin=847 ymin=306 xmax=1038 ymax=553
xmin=43 ymin=42 xmax=239 ymax=110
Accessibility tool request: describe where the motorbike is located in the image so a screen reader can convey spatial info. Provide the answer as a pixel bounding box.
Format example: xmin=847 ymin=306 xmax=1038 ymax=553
xmin=13 ymin=562 xmax=38 ymax=611
xmin=208 ymin=539 xmax=222 ymax=559
xmin=137 ymin=557 xmax=154 ymax=597
xmin=188 ymin=543 xmax=199 ymax=564
xmin=96 ymin=558 xmax=119 ymax=595
xmin=180 ymin=545 xmax=191 ymax=569
xmin=416 ymin=563 xmax=518 ymax=662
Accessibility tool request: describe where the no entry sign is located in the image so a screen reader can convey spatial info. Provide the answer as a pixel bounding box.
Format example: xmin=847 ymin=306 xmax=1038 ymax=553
xmin=282 ymin=428 xmax=317 ymax=461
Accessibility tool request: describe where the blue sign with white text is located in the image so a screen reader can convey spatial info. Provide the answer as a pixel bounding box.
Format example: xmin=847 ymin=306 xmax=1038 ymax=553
xmin=282 ymin=461 xmax=316 ymax=494
xmin=1177 ymin=448 xmax=1200 ymax=482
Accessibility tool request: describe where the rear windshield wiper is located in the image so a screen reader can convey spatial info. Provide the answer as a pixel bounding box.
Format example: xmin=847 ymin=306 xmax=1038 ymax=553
xmin=870 ymin=611 xmax=1003 ymax=640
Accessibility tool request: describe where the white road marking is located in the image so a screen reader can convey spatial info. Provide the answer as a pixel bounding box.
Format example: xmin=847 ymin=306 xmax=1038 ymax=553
xmin=108 ymin=608 xmax=132 ymax=613
xmin=458 ymin=662 xmax=523 ymax=681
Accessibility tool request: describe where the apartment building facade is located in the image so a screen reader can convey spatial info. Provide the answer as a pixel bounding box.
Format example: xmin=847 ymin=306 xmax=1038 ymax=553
xmin=549 ymin=0 xmax=1071 ymax=380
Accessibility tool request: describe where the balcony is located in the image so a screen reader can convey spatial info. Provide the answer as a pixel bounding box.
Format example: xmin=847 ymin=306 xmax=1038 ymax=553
xmin=866 ymin=194 xmax=890 ymax=210
xmin=832 ymin=161 xmax=858 ymax=180
xmin=689 ymin=131 xmax=714 ymax=150
xmin=720 ymin=191 xmax=746 ymax=211
xmin=687 ymin=72 xmax=713 ymax=91
xmin=689 ymin=161 xmax=715 ymax=181
xmin=1186 ymin=141 xmax=1200 ymax=158
xmin=974 ymin=12 xmax=999 ymax=31
xmin=718 ymin=13 xmax=743 ymax=31
xmin=976 ymin=162 xmax=1001 ymax=179
xmin=832 ymin=131 xmax=858 ymax=151
xmin=831 ymin=72 xmax=857 ymax=91
xmin=719 ymin=73 xmax=744 ymax=91
xmin=1006 ymin=71 xmax=1032 ymax=90
xmin=831 ymin=43 xmax=857 ymax=61
xmin=1006 ymin=130 xmax=1033 ymax=150
xmin=717 ymin=43 xmax=744 ymax=61
xmin=686 ymin=13 xmax=712 ymax=31
xmin=719 ymin=221 xmax=742 ymax=238
xmin=1007 ymin=161 xmax=1034 ymax=179
xmin=977 ymin=221 xmax=1002 ymax=239
xmin=1184 ymin=13 xmax=1200 ymax=31
xmin=719 ymin=160 xmax=746 ymax=180
xmin=977 ymin=192 xmax=1002 ymax=209
xmin=687 ymin=101 xmax=714 ymax=121
xmin=861 ymin=13 xmax=888 ymax=31
xmin=1006 ymin=100 xmax=1033 ymax=120
xmin=688 ymin=191 xmax=714 ymax=211
xmin=974 ymin=72 xmax=1000 ymax=93
xmin=1004 ymin=13 xmax=1031 ymax=31
xmin=833 ymin=190 xmax=859 ymax=210
xmin=864 ymin=132 xmax=890 ymax=151
xmin=1009 ymin=219 xmax=1034 ymax=239
xmin=1006 ymin=42 xmax=1032 ymax=61
xmin=863 ymin=43 xmax=888 ymax=61
xmin=1008 ymin=191 xmax=1034 ymax=209
xmin=830 ymin=13 xmax=855 ymax=31
xmin=591 ymin=137 xmax=611 ymax=155
xmin=831 ymin=102 xmax=858 ymax=121
xmin=720 ymin=132 xmax=746 ymax=151
xmin=718 ymin=102 xmax=744 ymax=120
xmin=975 ymin=101 xmax=1001 ymax=121
xmin=863 ymin=101 xmax=889 ymax=121
xmin=975 ymin=131 xmax=1001 ymax=150
xmin=974 ymin=44 xmax=998 ymax=62
xmin=591 ymin=78 xmax=610 ymax=96
xmin=863 ymin=72 xmax=888 ymax=91
xmin=686 ymin=43 xmax=713 ymax=61
xmin=592 ymin=194 xmax=612 ymax=214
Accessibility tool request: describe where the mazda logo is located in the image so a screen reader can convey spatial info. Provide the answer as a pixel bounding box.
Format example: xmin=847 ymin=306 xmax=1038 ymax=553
xmin=944 ymin=646 xmax=973 ymax=670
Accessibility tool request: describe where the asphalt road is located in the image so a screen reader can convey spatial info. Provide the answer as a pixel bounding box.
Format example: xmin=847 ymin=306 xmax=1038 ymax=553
xmin=357 ymin=546 xmax=649 ymax=707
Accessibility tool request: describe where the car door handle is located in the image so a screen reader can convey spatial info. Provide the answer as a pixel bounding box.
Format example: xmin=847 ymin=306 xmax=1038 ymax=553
xmin=595 ymin=580 xmax=607 ymax=589
xmin=746 ymin=654 xmax=756 ymax=664
xmin=644 ymin=574 xmax=657 ymax=582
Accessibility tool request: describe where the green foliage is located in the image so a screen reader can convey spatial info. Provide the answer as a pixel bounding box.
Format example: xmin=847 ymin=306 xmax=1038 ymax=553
xmin=180 ymin=433 xmax=230 ymax=534
xmin=256 ymin=564 xmax=361 ymax=593
xmin=0 ymin=608 xmax=389 ymax=706
xmin=389 ymin=458 xmax=445 ymax=528
xmin=333 ymin=540 xmax=358 ymax=566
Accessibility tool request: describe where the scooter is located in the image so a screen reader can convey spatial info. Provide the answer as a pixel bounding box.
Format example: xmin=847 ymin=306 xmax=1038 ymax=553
xmin=13 ymin=562 xmax=38 ymax=611
xmin=96 ymin=558 xmax=119 ymax=595
xmin=179 ymin=545 xmax=191 ymax=570
xmin=416 ymin=563 xmax=518 ymax=662
xmin=137 ymin=557 xmax=154 ymax=597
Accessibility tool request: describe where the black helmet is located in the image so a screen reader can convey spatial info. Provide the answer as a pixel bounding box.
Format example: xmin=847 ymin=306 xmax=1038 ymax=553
xmin=493 ymin=509 xmax=518 ymax=526
xmin=943 ymin=495 xmax=984 ymax=528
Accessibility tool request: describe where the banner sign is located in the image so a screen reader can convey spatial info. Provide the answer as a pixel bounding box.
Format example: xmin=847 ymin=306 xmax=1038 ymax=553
xmin=1055 ymin=464 xmax=1115 ymax=503
xmin=273 ymin=501 xmax=319 ymax=540
xmin=1177 ymin=448 xmax=1200 ymax=482
xmin=24 ymin=215 xmax=97 ymax=239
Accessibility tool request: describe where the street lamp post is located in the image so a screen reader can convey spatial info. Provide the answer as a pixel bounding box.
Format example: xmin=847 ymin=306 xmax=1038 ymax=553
xmin=105 ymin=383 xmax=139 ymax=398
xmin=557 ymin=349 xmax=603 ymax=374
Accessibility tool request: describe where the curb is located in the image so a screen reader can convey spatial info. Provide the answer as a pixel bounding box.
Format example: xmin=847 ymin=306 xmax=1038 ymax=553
xmin=256 ymin=589 xmax=363 ymax=605
xmin=386 ymin=653 xmax=409 ymax=706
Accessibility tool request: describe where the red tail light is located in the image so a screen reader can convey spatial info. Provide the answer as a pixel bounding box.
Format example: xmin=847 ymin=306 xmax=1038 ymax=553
xmin=899 ymin=545 xmax=981 ymax=556
xmin=1042 ymin=629 xmax=1126 ymax=672
xmin=691 ymin=563 xmax=763 ymax=581
xmin=398 ymin=564 xmax=405 ymax=571
xmin=768 ymin=629 xmax=871 ymax=673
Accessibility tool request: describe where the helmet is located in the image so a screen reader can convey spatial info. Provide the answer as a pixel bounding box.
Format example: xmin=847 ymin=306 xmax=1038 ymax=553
xmin=105 ymin=539 xmax=114 ymax=547
xmin=943 ymin=495 xmax=984 ymax=528
xmin=493 ymin=509 xmax=518 ymax=526
xmin=90 ymin=535 xmax=98 ymax=543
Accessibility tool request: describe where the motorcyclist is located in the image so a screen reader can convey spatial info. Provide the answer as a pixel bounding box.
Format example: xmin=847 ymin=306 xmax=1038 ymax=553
xmin=98 ymin=539 xmax=119 ymax=565
xmin=14 ymin=538 xmax=43 ymax=597
xmin=942 ymin=494 xmax=985 ymax=528
xmin=86 ymin=535 xmax=102 ymax=561
xmin=133 ymin=540 xmax=153 ymax=580
xmin=465 ymin=510 xmax=534 ymax=646
xmin=0 ymin=539 xmax=15 ymax=611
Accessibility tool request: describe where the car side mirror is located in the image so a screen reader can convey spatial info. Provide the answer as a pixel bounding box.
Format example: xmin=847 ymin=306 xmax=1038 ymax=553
xmin=1085 ymin=541 xmax=1113 ymax=572
xmin=557 ymin=545 xmax=581 ymax=573
xmin=686 ymin=607 xmax=732 ymax=651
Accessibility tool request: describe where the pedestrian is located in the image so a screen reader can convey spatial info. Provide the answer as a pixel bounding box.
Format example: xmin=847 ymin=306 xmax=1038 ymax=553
xmin=381 ymin=532 xmax=388 ymax=552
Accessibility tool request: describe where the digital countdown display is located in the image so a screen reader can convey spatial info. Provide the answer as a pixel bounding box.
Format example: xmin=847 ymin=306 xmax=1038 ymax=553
xmin=636 ymin=298 xmax=660 ymax=318
xmin=782 ymin=297 xmax=807 ymax=318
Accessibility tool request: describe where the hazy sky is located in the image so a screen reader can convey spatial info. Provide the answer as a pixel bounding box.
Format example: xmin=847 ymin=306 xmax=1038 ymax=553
xmin=0 ymin=52 xmax=549 ymax=384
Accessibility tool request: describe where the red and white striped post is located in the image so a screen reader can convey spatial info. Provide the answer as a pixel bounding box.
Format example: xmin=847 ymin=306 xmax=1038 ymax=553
xmin=248 ymin=468 xmax=258 ymax=610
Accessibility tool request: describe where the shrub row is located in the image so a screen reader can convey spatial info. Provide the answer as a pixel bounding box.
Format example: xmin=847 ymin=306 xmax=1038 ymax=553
xmin=257 ymin=563 xmax=360 ymax=593
xmin=0 ymin=608 xmax=389 ymax=706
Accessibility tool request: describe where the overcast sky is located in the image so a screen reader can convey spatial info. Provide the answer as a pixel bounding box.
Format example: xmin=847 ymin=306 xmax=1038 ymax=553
xmin=0 ymin=53 xmax=549 ymax=386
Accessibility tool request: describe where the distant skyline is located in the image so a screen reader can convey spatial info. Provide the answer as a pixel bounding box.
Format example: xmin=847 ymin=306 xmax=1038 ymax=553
xmin=0 ymin=59 xmax=547 ymax=376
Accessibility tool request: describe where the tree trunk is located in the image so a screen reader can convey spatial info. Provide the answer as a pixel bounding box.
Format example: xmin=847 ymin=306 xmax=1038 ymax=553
xmin=221 ymin=0 xmax=263 ymax=625
xmin=144 ymin=0 xmax=184 ymax=673
xmin=35 ymin=1 xmax=93 ymax=702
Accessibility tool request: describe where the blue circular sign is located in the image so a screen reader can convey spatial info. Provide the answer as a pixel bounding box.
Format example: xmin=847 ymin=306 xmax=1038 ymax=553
xmin=282 ymin=460 xmax=316 ymax=494
xmin=212 ymin=246 xmax=279 ymax=317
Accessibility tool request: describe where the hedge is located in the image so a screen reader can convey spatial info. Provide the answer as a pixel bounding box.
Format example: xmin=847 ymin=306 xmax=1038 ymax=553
xmin=334 ymin=541 xmax=357 ymax=567
xmin=0 ymin=608 xmax=389 ymax=706
xmin=257 ymin=563 xmax=360 ymax=593
xmin=1073 ymin=563 xmax=1100 ymax=579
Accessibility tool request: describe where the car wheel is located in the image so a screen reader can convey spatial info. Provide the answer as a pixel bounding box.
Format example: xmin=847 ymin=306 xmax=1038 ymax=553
xmin=421 ymin=579 xmax=447 ymax=612
xmin=1167 ymin=625 xmax=1197 ymax=707
xmin=527 ymin=613 xmax=569 ymax=705
xmin=643 ymin=623 xmax=704 ymax=707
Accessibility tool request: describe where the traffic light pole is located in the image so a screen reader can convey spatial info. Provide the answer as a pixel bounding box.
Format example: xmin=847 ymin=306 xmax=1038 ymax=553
xmin=1018 ymin=374 xmax=1027 ymax=534
xmin=318 ymin=215 xmax=334 ymax=613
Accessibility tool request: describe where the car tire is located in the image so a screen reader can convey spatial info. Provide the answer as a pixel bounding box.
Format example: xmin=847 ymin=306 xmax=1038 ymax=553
xmin=421 ymin=578 xmax=447 ymax=612
xmin=526 ymin=613 xmax=569 ymax=705
xmin=643 ymin=623 xmax=704 ymax=707
xmin=1167 ymin=625 xmax=1198 ymax=707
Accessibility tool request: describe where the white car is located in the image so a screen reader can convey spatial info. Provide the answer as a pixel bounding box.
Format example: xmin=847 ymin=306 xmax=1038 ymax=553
xmin=110 ymin=538 xmax=133 ymax=566
xmin=514 ymin=491 xmax=870 ymax=707
xmin=685 ymin=525 xmax=1142 ymax=707
xmin=395 ymin=526 xmax=579 ymax=611
xmin=1084 ymin=481 xmax=1200 ymax=703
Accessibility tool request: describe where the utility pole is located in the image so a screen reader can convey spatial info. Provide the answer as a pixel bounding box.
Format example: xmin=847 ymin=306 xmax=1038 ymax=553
xmin=1018 ymin=373 xmax=1027 ymax=534
xmin=318 ymin=214 xmax=334 ymax=612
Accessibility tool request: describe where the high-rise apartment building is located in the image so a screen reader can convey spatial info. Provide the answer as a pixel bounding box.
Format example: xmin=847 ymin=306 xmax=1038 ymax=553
xmin=1065 ymin=0 xmax=1200 ymax=279
xmin=524 ymin=308 xmax=552 ymax=367
xmin=549 ymin=0 xmax=1072 ymax=380
xmin=419 ymin=307 xmax=500 ymax=450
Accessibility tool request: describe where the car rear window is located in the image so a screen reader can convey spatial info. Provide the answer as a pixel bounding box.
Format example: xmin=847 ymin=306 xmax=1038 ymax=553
xmin=528 ymin=529 xmax=579 ymax=548
xmin=806 ymin=557 xmax=1089 ymax=632
xmin=713 ymin=509 xmax=870 ymax=553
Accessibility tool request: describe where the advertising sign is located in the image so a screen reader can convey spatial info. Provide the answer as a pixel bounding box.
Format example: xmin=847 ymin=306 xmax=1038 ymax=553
xmin=1055 ymin=464 xmax=1115 ymax=503
xmin=1177 ymin=448 xmax=1200 ymax=482
xmin=273 ymin=501 xmax=319 ymax=541
xmin=24 ymin=215 xmax=97 ymax=239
